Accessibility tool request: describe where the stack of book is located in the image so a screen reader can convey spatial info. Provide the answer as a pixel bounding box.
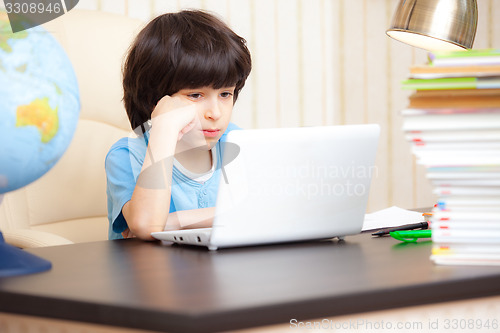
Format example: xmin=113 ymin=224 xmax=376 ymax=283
xmin=401 ymin=49 xmax=500 ymax=266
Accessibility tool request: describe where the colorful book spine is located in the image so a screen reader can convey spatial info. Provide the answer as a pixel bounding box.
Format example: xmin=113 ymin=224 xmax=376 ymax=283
xmin=401 ymin=49 xmax=500 ymax=266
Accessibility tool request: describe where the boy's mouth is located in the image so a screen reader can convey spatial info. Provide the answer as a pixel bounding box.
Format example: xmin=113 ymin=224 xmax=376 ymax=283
xmin=202 ymin=129 xmax=220 ymax=138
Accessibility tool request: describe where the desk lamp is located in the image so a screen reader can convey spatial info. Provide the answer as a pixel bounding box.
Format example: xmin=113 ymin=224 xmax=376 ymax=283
xmin=386 ymin=0 xmax=477 ymax=51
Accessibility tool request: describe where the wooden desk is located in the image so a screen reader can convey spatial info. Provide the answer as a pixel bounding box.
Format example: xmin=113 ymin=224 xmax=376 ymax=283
xmin=1 ymin=233 xmax=500 ymax=332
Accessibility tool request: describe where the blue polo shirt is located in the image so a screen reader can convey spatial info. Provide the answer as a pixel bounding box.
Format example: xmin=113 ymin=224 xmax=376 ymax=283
xmin=105 ymin=123 xmax=239 ymax=240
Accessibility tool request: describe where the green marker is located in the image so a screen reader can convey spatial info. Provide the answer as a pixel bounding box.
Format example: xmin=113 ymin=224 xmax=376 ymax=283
xmin=390 ymin=230 xmax=432 ymax=243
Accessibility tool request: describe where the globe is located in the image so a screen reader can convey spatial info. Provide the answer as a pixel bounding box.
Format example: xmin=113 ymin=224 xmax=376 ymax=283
xmin=0 ymin=11 xmax=79 ymax=276
xmin=0 ymin=11 xmax=80 ymax=194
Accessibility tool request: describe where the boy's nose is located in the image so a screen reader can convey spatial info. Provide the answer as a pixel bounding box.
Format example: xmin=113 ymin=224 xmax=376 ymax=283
xmin=204 ymin=100 xmax=222 ymax=120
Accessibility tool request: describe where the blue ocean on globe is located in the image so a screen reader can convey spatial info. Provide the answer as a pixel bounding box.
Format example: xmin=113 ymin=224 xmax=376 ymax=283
xmin=0 ymin=12 xmax=80 ymax=194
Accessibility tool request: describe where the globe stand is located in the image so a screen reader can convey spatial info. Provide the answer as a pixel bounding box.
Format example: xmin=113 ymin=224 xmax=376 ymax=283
xmin=0 ymin=196 xmax=51 ymax=277
xmin=0 ymin=232 xmax=52 ymax=277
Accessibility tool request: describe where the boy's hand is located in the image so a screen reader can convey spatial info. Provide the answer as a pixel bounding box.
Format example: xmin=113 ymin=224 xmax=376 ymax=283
xmin=151 ymin=95 xmax=200 ymax=141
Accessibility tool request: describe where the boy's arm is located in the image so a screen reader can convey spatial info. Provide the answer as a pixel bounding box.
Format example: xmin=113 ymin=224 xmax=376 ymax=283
xmin=166 ymin=207 xmax=216 ymax=230
xmin=121 ymin=207 xmax=215 ymax=238
xmin=121 ymin=129 xmax=176 ymax=240
xmin=122 ymin=96 xmax=198 ymax=240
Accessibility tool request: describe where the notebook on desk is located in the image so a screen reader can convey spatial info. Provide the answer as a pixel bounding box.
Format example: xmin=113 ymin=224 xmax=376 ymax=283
xmin=151 ymin=124 xmax=380 ymax=250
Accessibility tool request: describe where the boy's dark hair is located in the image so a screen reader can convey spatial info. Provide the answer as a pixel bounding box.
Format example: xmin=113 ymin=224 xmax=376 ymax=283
xmin=122 ymin=10 xmax=252 ymax=130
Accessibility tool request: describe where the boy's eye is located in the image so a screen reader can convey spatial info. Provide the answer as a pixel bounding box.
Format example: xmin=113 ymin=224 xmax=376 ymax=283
xmin=220 ymin=92 xmax=233 ymax=98
xmin=188 ymin=93 xmax=202 ymax=99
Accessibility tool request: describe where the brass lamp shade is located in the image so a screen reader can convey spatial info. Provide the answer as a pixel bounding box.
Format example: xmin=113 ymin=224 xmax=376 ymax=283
xmin=386 ymin=0 xmax=478 ymax=51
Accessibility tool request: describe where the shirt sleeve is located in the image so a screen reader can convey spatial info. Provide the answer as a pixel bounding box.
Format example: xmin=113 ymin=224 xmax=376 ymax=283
xmin=105 ymin=138 xmax=144 ymax=239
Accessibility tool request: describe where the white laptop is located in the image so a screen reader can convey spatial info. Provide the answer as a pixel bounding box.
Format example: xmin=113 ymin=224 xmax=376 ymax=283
xmin=151 ymin=124 xmax=380 ymax=250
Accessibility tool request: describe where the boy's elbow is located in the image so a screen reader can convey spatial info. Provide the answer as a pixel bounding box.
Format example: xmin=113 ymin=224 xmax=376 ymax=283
xmin=127 ymin=215 xmax=165 ymax=241
xmin=122 ymin=202 xmax=166 ymax=241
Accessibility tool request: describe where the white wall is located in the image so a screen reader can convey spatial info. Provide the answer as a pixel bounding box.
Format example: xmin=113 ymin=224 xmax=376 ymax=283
xmin=34 ymin=0 xmax=500 ymax=211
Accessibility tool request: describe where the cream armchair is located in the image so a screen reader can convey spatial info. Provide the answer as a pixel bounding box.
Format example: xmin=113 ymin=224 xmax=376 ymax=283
xmin=0 ymin=10 xmax=144 ymax=247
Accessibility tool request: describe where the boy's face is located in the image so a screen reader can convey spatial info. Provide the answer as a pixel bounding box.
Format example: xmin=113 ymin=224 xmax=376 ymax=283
xmin=172 ymin=86 xmax=235 ymax=149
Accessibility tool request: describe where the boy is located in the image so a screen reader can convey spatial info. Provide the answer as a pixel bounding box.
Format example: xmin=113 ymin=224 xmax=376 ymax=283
xmin=105 ymin=10 xmax=252 ymax=240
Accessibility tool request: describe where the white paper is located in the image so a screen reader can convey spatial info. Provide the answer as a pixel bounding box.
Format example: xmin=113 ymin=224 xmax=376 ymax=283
xmin=362 ymin=206 xmax=425 ymax=231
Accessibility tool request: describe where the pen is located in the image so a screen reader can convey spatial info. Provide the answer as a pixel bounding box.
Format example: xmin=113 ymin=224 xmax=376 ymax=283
xmin=371 ymin=221 xmax=429 ymax=237
xmin=390 ymin=230 xmax=432 ymax=243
